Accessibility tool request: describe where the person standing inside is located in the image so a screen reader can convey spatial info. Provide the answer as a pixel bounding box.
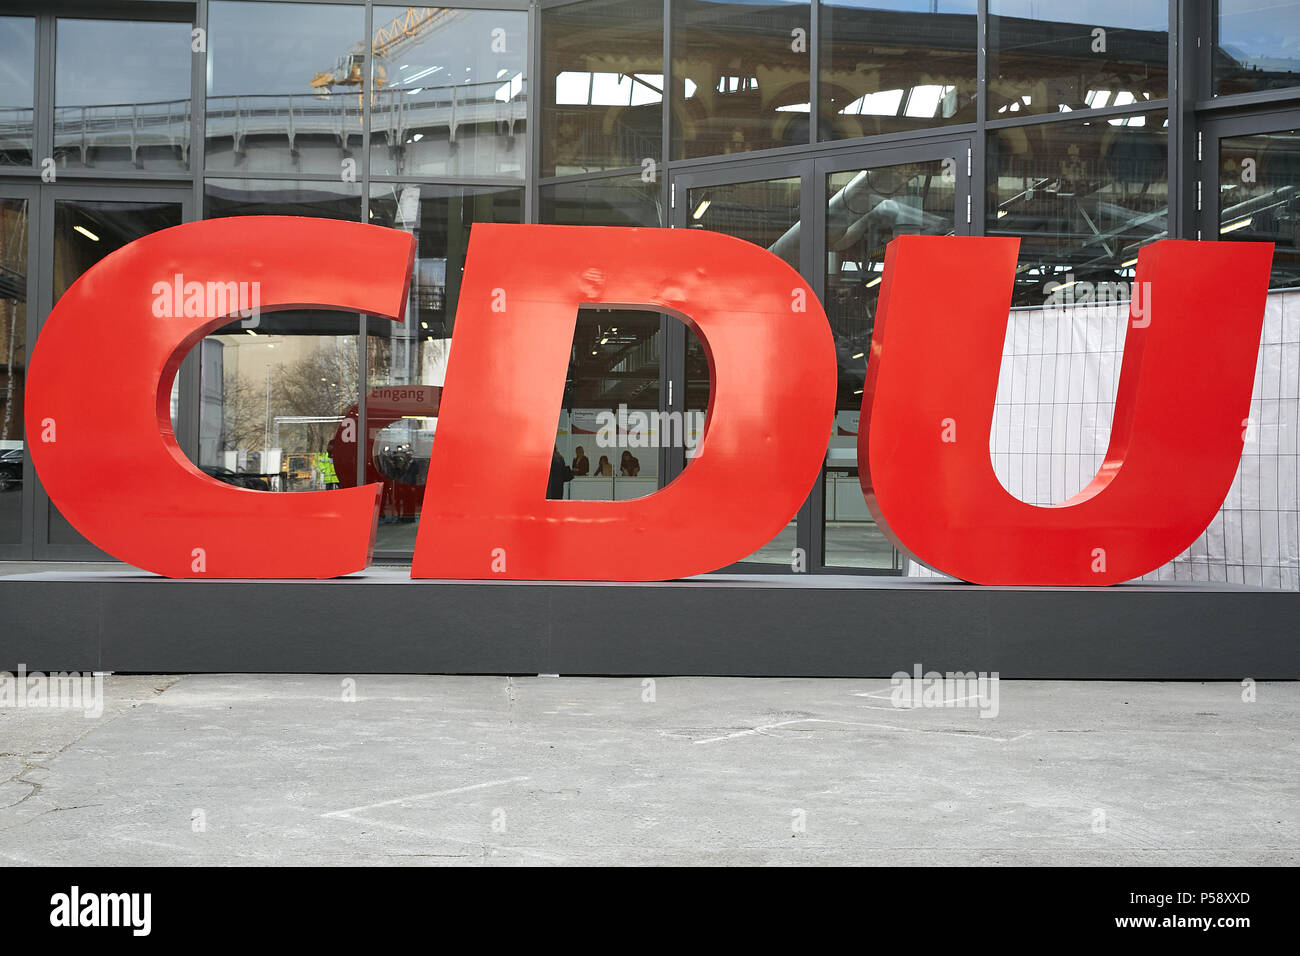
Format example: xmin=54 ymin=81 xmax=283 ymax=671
xmin=547 ymin=445 xmax=574 ymax=499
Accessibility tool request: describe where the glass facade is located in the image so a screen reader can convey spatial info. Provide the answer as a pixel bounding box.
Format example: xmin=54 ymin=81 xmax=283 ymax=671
xmin=369 ymin=6 xmax=526 ymax=178
xmin=0 ymin=17 xmax=35 ymax=168
xmin=0 ymin=196 xmax=26 ymax=544
xmin=364 ymin=183 xmax=522 ymax=547
xmin=541 ymin=0 xmax=664 ymax=177
xmin=988 ymin=108 xmax=1169 ymax=305
xmin=0 ymin=0 xmax=1295 ymax=578
xmin=672 ymin=0 xmax=812 ymax=158
xmin=55 ymin=18 xmax=192 ymax=172
xmin=989 ymin=0 xmax=1168 ymax=117
xmin=824 ymin=156 xmax=958 ymax=568
xmin=1215 ymin=0 xmax=1300 ymax=96
xmin=206 ymin=1 xmax=367 ymax=175
xmin=820 ymin=1 xmax=977 ymax=139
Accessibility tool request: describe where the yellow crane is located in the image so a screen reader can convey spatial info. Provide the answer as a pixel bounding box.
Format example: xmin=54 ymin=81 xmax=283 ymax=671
xmin=310 ymin=6 xmax=461 ymax=96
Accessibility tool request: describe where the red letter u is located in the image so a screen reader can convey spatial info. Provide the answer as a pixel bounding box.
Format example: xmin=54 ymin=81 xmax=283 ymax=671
xmin=859 ymin=236 xmax=1272 ymax=586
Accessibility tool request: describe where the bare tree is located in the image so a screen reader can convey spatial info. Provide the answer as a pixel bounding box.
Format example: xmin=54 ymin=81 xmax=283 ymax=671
xmin=271 ymin=340 xmax=360 ymax=453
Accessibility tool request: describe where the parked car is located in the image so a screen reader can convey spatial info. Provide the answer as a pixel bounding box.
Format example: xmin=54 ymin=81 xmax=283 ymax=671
xmin=0 ymin=449 xmax=21 ymax=492
xmin=201 ymin=466 xmax=271 ymax=491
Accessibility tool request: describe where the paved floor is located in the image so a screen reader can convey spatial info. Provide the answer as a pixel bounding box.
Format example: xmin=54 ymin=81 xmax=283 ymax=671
xmin=0 ymin=675 xmax=1294 ymax=865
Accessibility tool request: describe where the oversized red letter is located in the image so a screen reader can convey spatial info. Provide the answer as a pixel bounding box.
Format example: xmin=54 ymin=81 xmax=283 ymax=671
xmin=26 ymin=216 xmax=414 ymax=577
xmin=860 ymin=236 xmax=1272 ymax=585
xmin=412 ymin=224 xmax=837 ymax=580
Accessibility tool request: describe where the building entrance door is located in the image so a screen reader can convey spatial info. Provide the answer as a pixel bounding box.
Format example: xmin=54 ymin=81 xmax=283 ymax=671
xmin=671 ymin=138 xmax=969 ymax=573
xmin=0 ymin=184 xmax=36 ymax=560
xmin=30 ymin=184 xmax=192 ymax=560
xmin=1200 ymin=107 xmax=1300 ymax=291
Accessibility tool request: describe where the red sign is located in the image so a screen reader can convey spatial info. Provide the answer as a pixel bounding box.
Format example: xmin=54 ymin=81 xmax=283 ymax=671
xmin=861 ymin=236 xmax=1270 ymax=585
xmin=23 ymin=217 xmax=1271 ymax=585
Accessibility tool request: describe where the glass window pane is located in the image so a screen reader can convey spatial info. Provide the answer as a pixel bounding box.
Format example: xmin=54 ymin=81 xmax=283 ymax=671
xmin=542 ymin=0 xmax=664 ymax=177
xmin=824 ymin=159 xmax=958 ymax=568
xmin=0 ymin=197 xmax=29 ymax=543
xmin=989 ymin=1 xmax=1168 ymax=117
xmin=370 ymin=6 xmax=526 ymax=178
xmin=672 ymin=1 xmax=811 ymax=159
xmin=687 ymin=174 xmax=801 ymax=565
xmin=541 ymin=176 xmax=667 ymax=503
xmin=820 ymin=1 xmax=977 ymax=143
xmin=364 ymin=184 xmax=523 ymax=551
xmin=1219 ymin=130 xmax=1300 ymax=289
xmin=52 ymin=198 xmax=184 ymax=302
xmin=55 ymin=18 xmax=192 ymax=172
xmin=49 ymin=198 xmax=185 ymax=545
xmin=987 ymin=109 xmax=1169 ymax=306
xmin=206 ymin=1 xmax=365 ymax=175
xmin=204 ymin=178 xmax=362 ymax=220
xmin=539 ymin=174 xmax=663 ymax=226
xmin=0 ymin=17 xmax=35 ymax=168
xmin=1215 ymin=1 xmax=1300 ymax=96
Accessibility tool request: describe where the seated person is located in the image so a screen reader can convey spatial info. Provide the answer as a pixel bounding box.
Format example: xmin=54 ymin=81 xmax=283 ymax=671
xmin=572 ymin=445 xmax=590 ymax=476
xmin=619 ymin=450 xmax=640 ymax=477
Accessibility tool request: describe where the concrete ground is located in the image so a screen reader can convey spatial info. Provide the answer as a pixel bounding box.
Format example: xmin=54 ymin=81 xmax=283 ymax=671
xmin=0 ymin=674 xmax=1295 ymax=865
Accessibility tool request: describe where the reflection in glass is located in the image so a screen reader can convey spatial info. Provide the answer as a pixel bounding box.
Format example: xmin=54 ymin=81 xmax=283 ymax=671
xmin=820 ymin=1 xmax=977 ymax=143
xmin=989 ymin=0 xmax=1168 ymax=117
xmin=369 ymin=6 xmax=526 ymax=178
xmin=987 ymin=109 xmax=1169 ymax=305
xmin=672 ymin=0 xmax=811 ymax=159
xmin=194 ymin=330 xmax=360 ymax=499
xmin=0 ymin=17 xmax=35 ymax=167
xmin=54 ymin=18 xmax=192 ymax=171
xmin=542 ymin=0 xmax=664 ymax=177
xmin=0 ymin=198 xmax=28 ymax=543
xmin=49 ymin=198 xmax=184 ymax=545
xmin=361 ymin=184 xmax=523 ymax=551
xmin=1215 ymin=0 xmax=1300 ymax=95
xmin=687 ymin=175 xmax=801 ymax=564
xmin=197 ymin=187 xmax=362 ymax=501
xmin=540 ymin=174 xmax=663 ymax=227
xmin=824 ymin=160 xmax=956 ymax=568
xmin=204 ymin=178 xmax=362 ymax=220
xmin=687 ymin=175 xmax=799 ymax=409
xmin=1219 ymin=130 xmax=1300 ymax=289
xmin=196 ymin=187 xmax=361 ymax=494
xmin=206 ymin=1 xmax=365 ymax=174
